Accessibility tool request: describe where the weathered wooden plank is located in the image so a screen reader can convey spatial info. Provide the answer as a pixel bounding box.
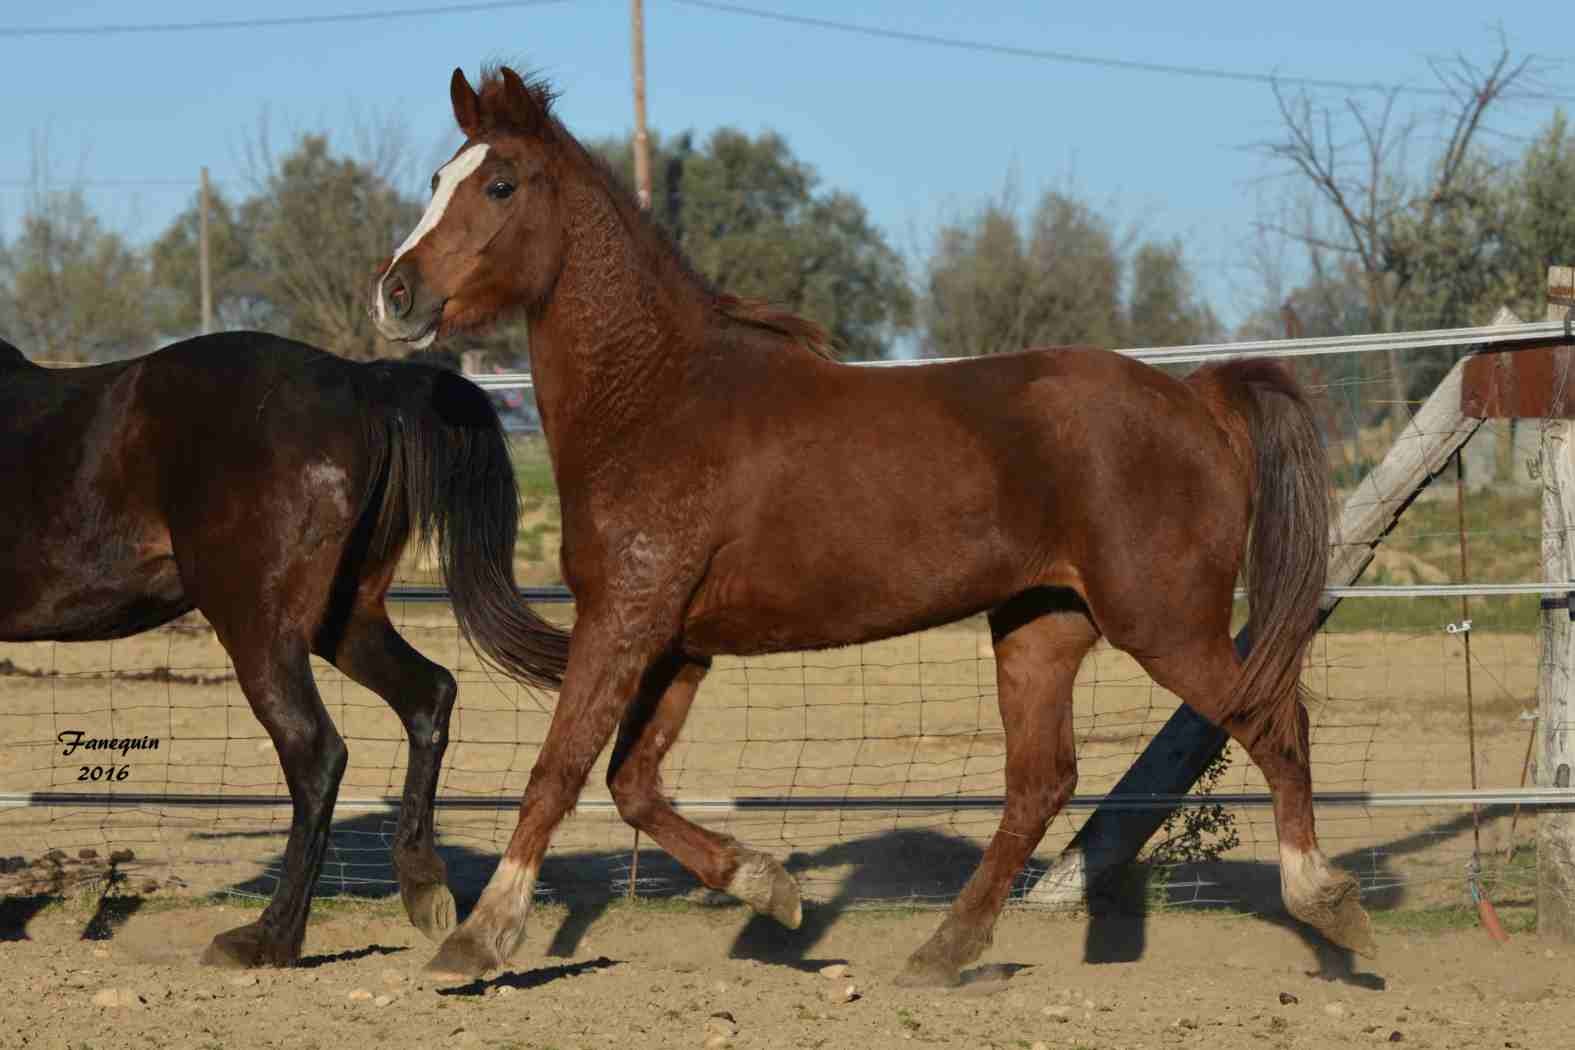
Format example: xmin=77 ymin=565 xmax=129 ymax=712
xmin=1024 ymin=310 xmax=1516 ymax=909
xmin=1537 ymin=267 xmax=1575 ymax=941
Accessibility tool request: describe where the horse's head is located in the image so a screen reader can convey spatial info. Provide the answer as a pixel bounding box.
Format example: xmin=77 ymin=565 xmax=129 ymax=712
xmin=372 ymin=66 xmax=567 ymax=347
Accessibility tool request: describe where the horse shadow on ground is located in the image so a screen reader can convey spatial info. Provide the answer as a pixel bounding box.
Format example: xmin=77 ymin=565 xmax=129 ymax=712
xmin=21 ymin=802 xmax=1512 ymax=989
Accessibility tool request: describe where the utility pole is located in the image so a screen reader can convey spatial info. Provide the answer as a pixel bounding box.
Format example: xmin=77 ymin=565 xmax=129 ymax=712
xmin=198 ymin=166 xmax=213 ymax=335
xmin=630 ymin=0 xmax=652 ymax=210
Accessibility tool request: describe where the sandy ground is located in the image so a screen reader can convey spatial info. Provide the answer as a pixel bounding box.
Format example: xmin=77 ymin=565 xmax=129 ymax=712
xmin=0 ymin=893 xmax=1567 ymax=1050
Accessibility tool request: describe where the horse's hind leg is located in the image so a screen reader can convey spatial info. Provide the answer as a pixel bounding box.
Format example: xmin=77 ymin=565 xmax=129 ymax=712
xmin=323 ymin=608 xmax=458 ymax=941
xmin=897 ymin=598 xmax=1098 ymax=987
xmin=607 ymin=656 xmax=801 ymax=928
xmin=201 ymin=634 xmax=347 ymax=967
xmin=1135 ymin=637 xmax=1376 ymax=957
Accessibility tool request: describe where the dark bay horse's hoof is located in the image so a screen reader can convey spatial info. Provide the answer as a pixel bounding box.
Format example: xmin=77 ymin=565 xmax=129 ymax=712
xmin=401 ymin=879 xmax=458 ymax=943
xmin=200 ymin=922 xmax=297 ymax=968
xmin=423 ymin=928 xmax=503 ymax=983
xmin=726 ymin=849 xmax=802 ymax=929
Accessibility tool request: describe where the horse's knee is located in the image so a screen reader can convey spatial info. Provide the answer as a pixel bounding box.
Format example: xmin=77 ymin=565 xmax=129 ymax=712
xmin=608 ymin=768 xmax=659 ymax=828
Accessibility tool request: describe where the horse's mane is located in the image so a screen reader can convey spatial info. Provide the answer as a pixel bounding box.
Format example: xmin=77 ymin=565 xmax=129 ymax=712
xmin=474 ymin=66 xmax=837 ymax=362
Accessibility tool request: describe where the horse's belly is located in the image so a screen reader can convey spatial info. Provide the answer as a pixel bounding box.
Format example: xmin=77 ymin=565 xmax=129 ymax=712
xmin=0 ymin=532 xmax=189 ymax=642
xmin=680 ymin=541 xmax=1010 ymax=658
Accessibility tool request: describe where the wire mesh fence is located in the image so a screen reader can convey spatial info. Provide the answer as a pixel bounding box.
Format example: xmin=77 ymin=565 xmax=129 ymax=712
xmin=0 ymin=583 xmax=1558 ymax=919
xmin=3 ymin=339 xmax=1573 ymax=927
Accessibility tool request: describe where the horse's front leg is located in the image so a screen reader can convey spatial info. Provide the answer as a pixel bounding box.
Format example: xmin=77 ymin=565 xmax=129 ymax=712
xmin=422 ymin=608 xmax=669 ymax=981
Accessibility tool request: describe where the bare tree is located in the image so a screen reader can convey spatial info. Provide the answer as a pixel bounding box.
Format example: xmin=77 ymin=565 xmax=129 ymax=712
xmin=1253 ymin=38 xmax=1540 ymax=422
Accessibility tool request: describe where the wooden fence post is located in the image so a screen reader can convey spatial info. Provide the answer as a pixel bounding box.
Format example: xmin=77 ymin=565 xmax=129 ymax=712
xmin=1537 ymin=266 xmax=1575 ymax=940
xmin=1025 ymin=309 xmax=1517 ymax=908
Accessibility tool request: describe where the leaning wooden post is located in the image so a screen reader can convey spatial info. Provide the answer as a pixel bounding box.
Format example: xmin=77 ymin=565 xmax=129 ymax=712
xmin=1025 ymin=310 xmax=1516 ymax=908
xmin=1537 ymin=266 xmax=1575 ymax=940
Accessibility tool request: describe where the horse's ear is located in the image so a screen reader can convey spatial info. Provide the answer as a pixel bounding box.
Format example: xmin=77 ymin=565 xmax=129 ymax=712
xmin=499 ymin=66 xmax=549 ymax=135
xmin=451 ymin=67 xmax=481 ymax=136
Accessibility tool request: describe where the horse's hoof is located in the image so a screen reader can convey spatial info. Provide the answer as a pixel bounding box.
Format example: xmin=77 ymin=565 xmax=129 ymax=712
xmin=1324 ymin=884 xmax=1378 ymax=960
xmin=200 ymin=922 xmax=295 ymax=969
xmin=401 ymin=880 xmax=458 ymax=942
xmin=727 ymin=849 xmax=802 ymax=930
xmin=893 ymin=954 xmax=962 ymax=989
xmin=1284 ymin=856 xmax=1378 ymax=960
xmin=423 ymin=930 xmax=501 ymax=983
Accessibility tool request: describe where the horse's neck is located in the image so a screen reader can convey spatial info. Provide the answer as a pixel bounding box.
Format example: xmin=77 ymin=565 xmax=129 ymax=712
xmin=526 ymin=205 xmax=709 ymax=452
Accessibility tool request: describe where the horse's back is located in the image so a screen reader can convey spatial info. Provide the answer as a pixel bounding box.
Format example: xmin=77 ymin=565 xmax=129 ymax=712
xmin=0 ymin=332 xmax=390 ymax=643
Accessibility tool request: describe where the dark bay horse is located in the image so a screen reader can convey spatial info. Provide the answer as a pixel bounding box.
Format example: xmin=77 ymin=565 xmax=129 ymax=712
xmin=371 ymin=65 xmax=1376 ymax=985
xmin=0 ymin=332 xmax=569 ymax=966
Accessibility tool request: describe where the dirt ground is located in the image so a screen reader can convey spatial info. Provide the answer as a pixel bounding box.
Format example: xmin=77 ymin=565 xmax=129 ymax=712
xmin=0 ymin=894 xmax=1567 ymax=1050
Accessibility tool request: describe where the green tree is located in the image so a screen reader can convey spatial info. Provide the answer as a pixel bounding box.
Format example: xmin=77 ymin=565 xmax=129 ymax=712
xmin=147 ymin=185 xmax=272 ymax=336
xmin=1501 ymin=110 xmax=1575 ymax=316
xmin=0 ymin=189 xmax=152 ymax=362
xmin=594 ymin=129 xmax=912 ymax=361
xmin=918 ymin=184 xmax=1217 ymax=358
xmin=246 ymin=135 xmax=421 ymax=360
xmin=1128 ymin=240 xmax=1220 ymax=347
xmin=146 ymin=132 xmax=422 ymax=359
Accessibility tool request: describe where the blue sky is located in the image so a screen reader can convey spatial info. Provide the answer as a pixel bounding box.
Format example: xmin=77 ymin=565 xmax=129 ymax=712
xmin=1 ymin=1 xmax=1570 ymax=340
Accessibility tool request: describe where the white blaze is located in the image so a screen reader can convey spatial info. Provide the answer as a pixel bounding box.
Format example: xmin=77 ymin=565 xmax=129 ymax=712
xmin=375 ymin=142 xmax=490 ymax=324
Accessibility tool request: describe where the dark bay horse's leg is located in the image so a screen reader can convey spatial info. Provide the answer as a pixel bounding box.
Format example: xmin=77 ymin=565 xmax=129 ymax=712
xmin=421 ymin=612 xmax=664 ymax=981
xmin=323 ymin=608 xmax=458 ymax=942
xmin=201 ymin=634 xmax=348 ymax=967
xmin=606 ymin=656 xmax=801 ymax=928
xmin=1135 ymin=637 xmax=1376 ymax=957
xmin=897 ymin=604 xmax=1098 ymax=987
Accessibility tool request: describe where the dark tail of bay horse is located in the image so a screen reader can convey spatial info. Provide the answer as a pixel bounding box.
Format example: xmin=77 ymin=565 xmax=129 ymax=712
xmin=1192 ymin=358 xmax=1328 ymax=763
xmin=369 ymin=366 xmax=570 ymax=691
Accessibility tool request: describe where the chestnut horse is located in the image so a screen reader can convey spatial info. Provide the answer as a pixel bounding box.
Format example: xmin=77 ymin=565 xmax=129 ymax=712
xmin=371 ymin=65 xmax=1376 ymax=985
xmin=0 ymin=332 xmax=569 ymax=966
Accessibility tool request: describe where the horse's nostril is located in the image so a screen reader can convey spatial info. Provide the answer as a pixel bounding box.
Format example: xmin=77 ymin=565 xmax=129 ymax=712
xmin=385 ymin=275 xmax=411 ymax=317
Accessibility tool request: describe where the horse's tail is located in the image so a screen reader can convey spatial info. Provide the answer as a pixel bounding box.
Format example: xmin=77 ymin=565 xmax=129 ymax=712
xmin=1194 ymin=358 xmax=1328 ymax=762
xmin=369 ymin=364 xmax=571 ymax=691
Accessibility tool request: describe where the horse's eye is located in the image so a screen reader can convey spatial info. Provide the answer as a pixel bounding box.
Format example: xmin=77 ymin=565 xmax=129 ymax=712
xmin=487 ymin=180 xmax=516 ymax=200
xmin=429 ymin=174 xmax=439 ymax=194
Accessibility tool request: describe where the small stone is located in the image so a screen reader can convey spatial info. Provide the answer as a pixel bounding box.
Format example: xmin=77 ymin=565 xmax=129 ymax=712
xmin=1387 ymin=1032 xmax=1404 ymax=1043
xmin=1545 ymin=950 xmax=1556 ymax=960
xmin=91 ymin=988 xmax=141 ymax=1009
xmin=227 ymin=974 xmax=258 ymax=989
xmin=818 ymin=963 xmax=850 ymax=980
xmin=712 ymin=980 xmax=728 ymax=994
xmin=704 ymin=1012 xmax=739 ymax=1038
xmin=495 ymin=985 xmax=516 ymax=998
xmin=381 ymin=970 xmax=406 ymax=987
xmin=1030 ymin=1043 xmax=1050 ymax=1050
xmin=824 ymin=982 xmax=858 ymax=1004
xmin=1324 ymin=1002 xmax=1348 ymax=1019
xmin=92 ymin=948 xmax=110 ymax=960
xmin=1173 ymin=1018 xmax=1197 ymax=1029
xmin=348 ymin=988 xmax=374 ymax=1002
xmin=1041 ymin=1004 xmax=1072 ymax=1022
xmin=1279 ymin=992 xmax=1299 ymax=1006
xmin=1083 ymin=999 xmax=1096 ymax=1010
xmin=373 ymin=994 xmax=395 ymax=1007
xmin=703 ymin=1037 xmax=731 ymax=1050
